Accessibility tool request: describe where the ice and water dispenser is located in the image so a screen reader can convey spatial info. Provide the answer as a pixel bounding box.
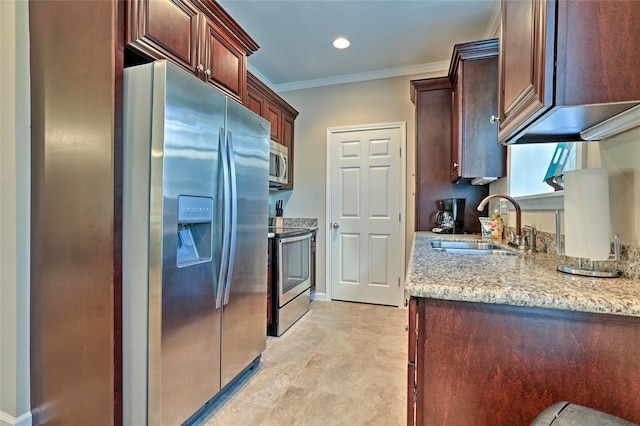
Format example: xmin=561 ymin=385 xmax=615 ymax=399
xmin=176 ymin=195 xmax=213 ymax=267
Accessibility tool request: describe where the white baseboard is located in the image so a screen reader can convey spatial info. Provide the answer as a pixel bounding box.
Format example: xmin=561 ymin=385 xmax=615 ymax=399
xmin=311 ymin=292 xmax=329 ymax=302
xmin=0 ymin=410 xmax=32 ymax=426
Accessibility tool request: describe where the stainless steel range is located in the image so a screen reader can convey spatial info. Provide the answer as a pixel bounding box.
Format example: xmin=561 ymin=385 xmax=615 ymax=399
xmin=269 ymin=227 xmax=311 ymax=336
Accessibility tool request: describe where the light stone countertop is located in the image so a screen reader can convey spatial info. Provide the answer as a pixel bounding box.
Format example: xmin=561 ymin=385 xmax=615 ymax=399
xmin=405 ymin=232 xmax=640 ymax=317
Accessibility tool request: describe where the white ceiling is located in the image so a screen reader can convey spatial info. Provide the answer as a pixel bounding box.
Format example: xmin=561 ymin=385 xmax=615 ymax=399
xmin=218 ymin=0 xmax=501 ymax=92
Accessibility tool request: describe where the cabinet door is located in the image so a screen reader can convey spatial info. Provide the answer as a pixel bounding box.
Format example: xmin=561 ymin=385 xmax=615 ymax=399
xmin=407 ymin=298 xmax=418 ymax=426
xmin=450 ymin=67 xmax=462 ymax=181
xmin=497 ymin=0 xmax=555 ymax=144
xmin=127 ymin=0 xmax=201 ymax=73
xmin=266 ymin=102 xmax=282 ymax=143
xmin=267 ymin=239 xmax=272 ymax=327
xmin=202 ymin=18 xmax=246 ymax=102
xmin=309 ymin=231 xmax=316 ymax=295
xmin=246 ymin=89 xmax=264 ymax=117
xmin=460 ymin=57 xmax=503 ymax=179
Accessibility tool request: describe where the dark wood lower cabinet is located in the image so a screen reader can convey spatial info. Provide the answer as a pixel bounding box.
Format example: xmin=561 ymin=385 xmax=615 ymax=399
xmin=267 ymin=238 xmax=273 ymax=328
xmin=408 ymin=297 xmax=640 ymax=425
xmin=310 ymin=230 xmax=316 ymax=297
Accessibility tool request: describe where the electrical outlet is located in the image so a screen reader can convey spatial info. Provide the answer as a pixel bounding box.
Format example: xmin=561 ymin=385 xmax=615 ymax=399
xmin=499 ymin=200 xmax=509 ymax=215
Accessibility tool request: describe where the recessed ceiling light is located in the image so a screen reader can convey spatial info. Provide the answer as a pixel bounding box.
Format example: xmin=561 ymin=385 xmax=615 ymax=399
xmin=333 ymin=37 xmax=350 ymax=49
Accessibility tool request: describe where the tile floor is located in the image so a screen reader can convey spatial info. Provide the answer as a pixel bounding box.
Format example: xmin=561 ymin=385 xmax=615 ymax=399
xmin=196 ymin=300 xmax=409 ymax=425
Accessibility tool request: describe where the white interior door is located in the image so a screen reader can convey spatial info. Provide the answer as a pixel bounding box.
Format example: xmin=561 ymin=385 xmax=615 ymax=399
xmin=328 ymin=124 xmax=404 ymax=306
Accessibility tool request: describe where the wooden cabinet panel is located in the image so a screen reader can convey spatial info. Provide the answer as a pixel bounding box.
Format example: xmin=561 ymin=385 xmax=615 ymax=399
xmin=309 ymin=230 xmax=316 ymax=296
xmin=246 ymin=92 xmax=263 ymax=116
xmin=266 ymin=102 xmax=282 ymax=143
xmin=498 ymin=0 xmax=640 ymax=144
xmin=498 ymin=0 xmax=553 ymax=144
xmin=412 ymin=80 xmax=490 ymax=234
xmin=450 ymin=39 xmax=504 ymax=182
xmin=407 ymin=298 xmax=418 ymax=426
xmin=450 ymin=68 xmax=462 ymax=180
xmin=127 ymin=0 xmax=257 ymax=103
xmin=202 ymin=19 xmax=245 ymax=101
xmin=267 ymin=239 xmax=273 ymax=327
xmin=127 ymin=0 xmax=201 ymax=72
xmin=412 ymin=298 xmax=640 ymax=425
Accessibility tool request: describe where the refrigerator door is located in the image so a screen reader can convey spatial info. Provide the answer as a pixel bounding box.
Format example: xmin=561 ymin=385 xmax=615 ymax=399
xmin=156 ymin=62 xmax=226 ymax=425
xmin=220 ymin=99 xmax=270 ymax=387
xmin=122 ymin=60 xmax=226 ymax=426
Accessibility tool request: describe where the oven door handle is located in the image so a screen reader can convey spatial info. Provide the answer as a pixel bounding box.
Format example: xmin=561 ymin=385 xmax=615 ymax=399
xmin=279 ymin=232 xmax=310 ymax=244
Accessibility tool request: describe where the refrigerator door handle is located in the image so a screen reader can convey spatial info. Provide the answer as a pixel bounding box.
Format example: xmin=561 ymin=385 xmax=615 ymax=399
xmin=216 ymin=127 xmax=230 ymax=309
xmin=223 ymin=130 xmax=238 ymax=306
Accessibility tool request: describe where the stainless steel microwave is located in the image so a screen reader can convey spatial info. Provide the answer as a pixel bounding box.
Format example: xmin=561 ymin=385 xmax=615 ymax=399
xmin=269 ymin=141 xmax=288 ymax=187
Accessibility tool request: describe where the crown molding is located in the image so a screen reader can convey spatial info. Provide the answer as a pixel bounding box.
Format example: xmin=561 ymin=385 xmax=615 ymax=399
xmin=483 ymin=2 xmax=501 ymax=40
xmin=263 ymin=60 xmax=450 ymax=93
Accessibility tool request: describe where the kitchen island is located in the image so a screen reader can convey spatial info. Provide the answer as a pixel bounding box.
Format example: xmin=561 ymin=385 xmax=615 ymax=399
xmin=405 ymin=232 xmax=640 ymax=426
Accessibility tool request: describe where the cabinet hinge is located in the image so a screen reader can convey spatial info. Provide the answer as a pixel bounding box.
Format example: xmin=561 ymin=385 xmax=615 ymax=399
xmin=398 ymin=278 xmax=400 ymax=288
xmin=400 ymin=147 xmax=402 ymax=157
xmin=399 ymin=213 xmax=401 ymax=222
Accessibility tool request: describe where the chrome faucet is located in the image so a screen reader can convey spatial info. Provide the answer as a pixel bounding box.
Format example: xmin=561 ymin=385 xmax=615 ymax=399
xmin=477 ymin=194 xmax=533 ymax=250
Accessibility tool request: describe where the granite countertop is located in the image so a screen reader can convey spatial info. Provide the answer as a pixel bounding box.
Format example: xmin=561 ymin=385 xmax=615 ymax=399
xmin=405 ymin=232 xmax=640 ymax=317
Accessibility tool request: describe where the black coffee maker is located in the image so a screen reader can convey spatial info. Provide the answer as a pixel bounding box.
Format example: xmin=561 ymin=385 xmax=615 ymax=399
xmin=433 ymin=198 xmax=465 ymax=234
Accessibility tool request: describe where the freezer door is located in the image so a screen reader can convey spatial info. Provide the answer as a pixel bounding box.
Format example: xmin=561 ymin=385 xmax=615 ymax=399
xmin=220 ymin=99 xmax=270 ymax=387
xmin=155 ymin=61 xmax=228 ymax=425
xmin=122 ymin=60 xmax=228 ymax=425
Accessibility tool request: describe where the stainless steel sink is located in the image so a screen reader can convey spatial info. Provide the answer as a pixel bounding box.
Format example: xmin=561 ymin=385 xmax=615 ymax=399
xmin=430 ymin=240 xmax=517 ymax=256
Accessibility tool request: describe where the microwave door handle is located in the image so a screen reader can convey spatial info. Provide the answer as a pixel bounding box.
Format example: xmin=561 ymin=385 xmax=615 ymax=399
xmin=223 ymin=130 xmax=238 ymax=306
xmin=279 ymin=152 xmax=287 ymax=180
xmin=216 ymin=127 xmax=230 ymax=309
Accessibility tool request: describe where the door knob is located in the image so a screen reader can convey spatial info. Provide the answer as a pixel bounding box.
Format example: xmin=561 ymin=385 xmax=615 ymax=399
xmin=332 ymin=222 xmax=340 ymax=229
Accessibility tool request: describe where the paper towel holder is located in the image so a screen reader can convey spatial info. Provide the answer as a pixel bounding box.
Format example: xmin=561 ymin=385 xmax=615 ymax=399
xmin=555 ymin=210 xmax=620 ymax=278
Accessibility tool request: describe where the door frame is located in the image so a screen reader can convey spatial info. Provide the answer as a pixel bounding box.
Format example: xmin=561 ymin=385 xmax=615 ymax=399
xmin=325 ymin=122 xmax=407 ymax=307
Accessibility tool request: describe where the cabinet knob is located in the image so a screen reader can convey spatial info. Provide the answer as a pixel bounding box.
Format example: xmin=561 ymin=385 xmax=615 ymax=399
xmin=404 ymin=324 xmax=409 ymax=332
xmin=197 ymin=64 xmax=204 ymax=73
xmin=490 ymin=115 xmax=500 ymax=124
xmin=205 ymin=69 xmax=211 ymax=77
xmin=331 ymin=222 xmax=340 ymax=229
xmin=453 ymin=162 xmax=459 ymax=168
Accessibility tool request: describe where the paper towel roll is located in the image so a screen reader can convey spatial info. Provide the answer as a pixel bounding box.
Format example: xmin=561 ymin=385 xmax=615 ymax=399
xmin=563 ymin=168 xmax=611 ymax=261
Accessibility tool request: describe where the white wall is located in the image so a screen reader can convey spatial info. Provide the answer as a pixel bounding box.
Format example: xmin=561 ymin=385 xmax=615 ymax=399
xmin=599 ymin=128 xmax=639 ymax=245
xmin=276 ymin=71 xmax=443 ymax=297
xmin=492 ymin=132 xmax=639 ymax=247
xmin=0 ymin=0 xmax=31 ymax=425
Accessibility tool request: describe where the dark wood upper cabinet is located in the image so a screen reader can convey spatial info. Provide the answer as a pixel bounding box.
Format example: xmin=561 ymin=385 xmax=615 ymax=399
xmin=127 ymin=0 xmax=201 ymax=72
xmin=126 ymin=0 xmax=258 ymax=103
xmin=411 ymin=77 xmax=490 ymax=233
xmin=498 ymin=0 xmax=640 ymax=144
xmin=201 ymin=17 xmax=246 ymax=100
xmin=265 ymin=101 xmax=282 ymax=143
xmin=247 ymin=72 xmax=299 ymax=191
xmin=449 ymin=39 xmax=504 ymax=182
xmin=246 ymin=87 xmax=264 ymax=117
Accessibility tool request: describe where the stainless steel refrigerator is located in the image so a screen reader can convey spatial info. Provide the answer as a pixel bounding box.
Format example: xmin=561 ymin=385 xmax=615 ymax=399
xmin=122 ymin=60 xmax=269 ymax=425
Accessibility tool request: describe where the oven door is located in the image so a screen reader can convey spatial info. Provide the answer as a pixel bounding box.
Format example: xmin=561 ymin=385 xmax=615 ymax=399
xmin=277 ymin=232 xmax=310 ymax=307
